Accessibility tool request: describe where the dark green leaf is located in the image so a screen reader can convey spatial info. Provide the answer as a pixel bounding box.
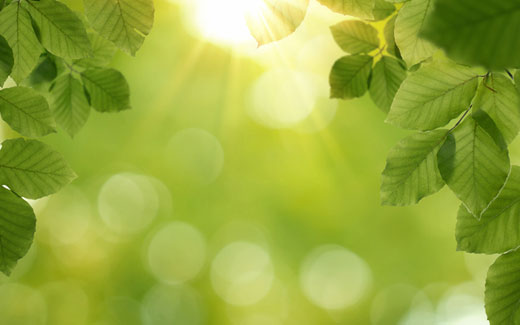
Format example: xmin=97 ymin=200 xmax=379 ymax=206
xmin=329 ymin=54 xmax=373 ymax=99
xmin=384 ymin=15 xmax=401 ymax=59
xmin=0 ymin=35 xmax=13 ymax=85
xmin=81 ymin=68 xmax=131 ymax=113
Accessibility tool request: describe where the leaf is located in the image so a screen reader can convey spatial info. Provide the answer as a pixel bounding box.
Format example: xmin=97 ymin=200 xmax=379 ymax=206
xmin=317 ymin=0 xmax=375 ymax=19
xmin=369 ymin=56 xmax=407 ymax=112
xmin=386 ymin=61 xmax=479 ymax=130
xmin=0 ymin=138 xmax=76 ymax=199
xmin=421 ymin=0 xmax=520 ymax=70
xmin=371 ymin=0 xmax=395 ymax=21
xmin=74 ymin=32 xmax=117 ymax=68
xmin=456 ymin=166 xmax=520 ymax=254
xmin=473 ymin=74 xmax=520 ymax=145
xmin=50 ymin=73 xmax=90 ymax=137
xmin=485 ymin=249 xmax=520 ymax=324
xmin=22 ymin=0 xmax=91 ymax=59
xmin=381 ymin=129 xmax=447 ymax=206
xmin=0 ymin=35 xmax=13 ymax=86
xmin=0 ymin=86 xmax=56 ymax=137
xmin=26 ymin=54 xmax=58 ymax=89
xmin=245 ymin=0 xmax=309 ymax=46
xmin=330 ymin=54 xmax=372 ymax=99
xmin=384 ymin=15 xmax=401 ymax=59
xmin=330 ymin=20 xmax=379 ymax=54
xmin=0 ymin=2 xmax=42 ymax=83
xmin=437 ymin=118 xmax=510 ymax=219
xmin=394 ymin=0 xmax=436 ymax=67
xmin=84 ymin=0 xmax=154 ymax=55
xmin=0 ymin=186 xmax=36 ymax=276
xmin=81 ymin=68 xmax=131 ymax=113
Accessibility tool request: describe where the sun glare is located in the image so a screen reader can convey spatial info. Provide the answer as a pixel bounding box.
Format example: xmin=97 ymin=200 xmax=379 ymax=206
xmin=193 ymin=0 xmax=263 ymax=45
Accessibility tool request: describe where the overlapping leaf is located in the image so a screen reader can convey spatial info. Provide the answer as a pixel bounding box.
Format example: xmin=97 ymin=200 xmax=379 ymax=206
xmin=0 ymin=35 xmax=13 ymax=85
xmin=386 ymin=61 xmax=479 ymax=130
xmin=245 ymin=0 xmax=309 ymax=45
xmin=384 ymin=15 xmax=400 ymax=59
xmin=0 ymin=2 xmax=42 ymax=83
xmin=0 ymin=187 xmax=36 ymax=276
xmin=485 ymin=250 xmax=520 ymax=324
xmin=317 ymin=0 xmax=375 ymax=19
xmin=437 ymin=118 xmax=510 ymax=219
xmin=0 ymin=86 xmax=56 ymax=137
xmin=0 ymin=138 xmax=76 ymax=199
xmin=457 ymin=166 xmax=520 ymax=254
xmin=22 ymin=0 xmax=91 ymax=59
xmin=84 ymin=0 xmax=154 ymax=55
xmin=330 ymin=55 xmax=372 ymax=99
xmin=369 ymin=56 xmax=406 ymax=112
xmin=331 ymin=20 xmax=379 ymax=54
xmin=394 ymin=0 xmax=436 ymax=67
xmin=81 ymin=68 xmax=131 ymax=112
xmin=372 ymin=0 xmax=395 ymax=21
xmin=50 ymin=73 xmax=90 ymax=137
xmin=381 ymin=129 xmax=447 ymax=206
xmin=422 ymin=0 xmax=520 ymax=70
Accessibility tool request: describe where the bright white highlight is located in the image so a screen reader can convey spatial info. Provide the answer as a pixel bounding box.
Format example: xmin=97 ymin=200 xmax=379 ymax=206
xmin=300 ymin=245 xmax=372 ymax=310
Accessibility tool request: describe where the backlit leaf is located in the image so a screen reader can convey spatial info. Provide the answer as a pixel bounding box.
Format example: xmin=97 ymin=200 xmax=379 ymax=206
xmin=369 ymin=56 xmax=407 ymax=112
xmin=330 ymin=54 xmax=372 ymax=99
xmin=330 ymin=20 xmax=379 ymax=54
xmin=81 ymin=68 xmax=131 ymax=113
xmin=317 ymin=0 xmax=375 ymax=19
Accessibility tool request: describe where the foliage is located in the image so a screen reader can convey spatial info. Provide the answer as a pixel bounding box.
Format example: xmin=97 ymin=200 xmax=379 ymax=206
xmin=247 ymin=0 xmax=520 ymax=323
xmin=0 ymin=0 xmax=154 ymax=275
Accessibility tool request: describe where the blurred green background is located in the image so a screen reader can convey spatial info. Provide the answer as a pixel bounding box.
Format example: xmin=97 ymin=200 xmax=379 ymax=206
xmin=0 ymin=0 xmax=508 ymax=324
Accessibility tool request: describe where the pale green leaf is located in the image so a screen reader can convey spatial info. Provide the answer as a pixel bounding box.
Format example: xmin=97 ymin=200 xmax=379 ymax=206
xmin=372 ymin=0 xmax=395 ymax=21
xmin=0 ymin=2 xmax=42 ymax=83
xmin=0 ymin=186 xmax=35 ymax=276
xmin=485 ymin=249 xmax=520 ymax=324
xmin=394 ymin=0 xmax=436 ymax=67
xmin=381 ymin=129 xmax=447 ymax=206
xmin=81 ymin=68 xmax=130 ymax=113
xmin=74 ymin=32 xmax=117 ymax=68
xmin=369 ymin=56 xmax=407 ymax=112
xmin=317 ymin=0 xmax=375 ymax=19
xmin=0 ymin=86 xmax=56 ymax=137
xmin=438 ymin=118 xmax=510 ymax=219
xmin=50 ymin=73 xmax=90 ymax=137
xmin=422 ymin=0 xmax=520 ymax=70
xmin=0 ymin=138 xmax=76 ymax=199
xmin=473 ymin=74 xmax=520 ymax=144
xmin=330 ymin=54 xmax=372 ymax=99
xmin=457 ymin=166 xmax=520 ymax=254
xmin=22 ymin=0 xmax=91 ymax=59
xmin=330 ymin=20 xmax=379 ymax=54
xmin=245 ymin=0 xmax=309 ymax=46
xmin=386 ymin=61 xmax=479 ymax=130
xmin=0 ymin=35 xmax=13 ymax=86
xmin=84 ymin=0 xmax=154 ymax=55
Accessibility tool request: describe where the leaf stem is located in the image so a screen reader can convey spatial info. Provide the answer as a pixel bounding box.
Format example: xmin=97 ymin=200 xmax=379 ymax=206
xmin=448 ymin=105 xmax=472 ymax=133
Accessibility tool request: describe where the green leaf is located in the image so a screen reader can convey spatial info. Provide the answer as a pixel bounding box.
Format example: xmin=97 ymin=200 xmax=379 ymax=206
xmin=421 ymin=0 xmax=520 ymax=70
xmin=386 ymin=61 xmax=479 ymax=130
xmin=371 ymin=0 xmax=395 ymax=21
xmin=0 ymin=35 xmax=13 ymax=86
xmin=0 ymin=86 xmax=55 ymax=137
xmin=50 ymin=73 xmax=90 ymax=137
xmin=438 ymin=118 xmax=510 ymax=219
xmin=317 ymin=0 xmax=375 ymax=19
xmin=245 ymin=0 xmax=309 ymax=46
xmin=381 ymin=129 xmax=447 ymax=206
xmin=473 ymin=74 xmax=520 ymax=145
xmin=0 ymin=138 xmax=76 ymax=199
xmin=384 ymin=15 xmax=401 ymax=59
xmin=81 ymin=68 xmax=131 ymax=113
xmin=22 ymin=0 xmax=90 ymax=59
xmin=0 ymin=186 xmax=35 ymax=276
xmin=84 ymin=0 xmax=154 ymax=55
xmin=74 ymin=32 xmax=117 ymax=68
xmin=330 ymin=54 xmax=372 ymax=99
xmin=456 ymin=166 xmax=520 ymax=254
xmin=330 ymin=20 xmax=379 ymax=54
xmin=394 ymin=0 xmax=436 ymax=67
xmin=485 ymin=249 xmax=520 ymax=324
xmin=0 ymin=2 xmax=42 ymax=83
xmin=369 ymin=56 xmax=407 ymax=112
xmin=25 ymin=54 xmax=58 ymax=89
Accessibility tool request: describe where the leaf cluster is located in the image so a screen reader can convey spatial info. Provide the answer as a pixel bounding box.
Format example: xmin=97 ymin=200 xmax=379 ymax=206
xmin=0 ymin=0 xmax=154 ymax=275
xmin=246 ymin=0 xmax=520 ymax=323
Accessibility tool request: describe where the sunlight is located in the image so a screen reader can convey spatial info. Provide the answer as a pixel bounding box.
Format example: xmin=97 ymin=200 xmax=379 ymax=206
xmin=193 ymin=0 xmax=263 ymax=45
